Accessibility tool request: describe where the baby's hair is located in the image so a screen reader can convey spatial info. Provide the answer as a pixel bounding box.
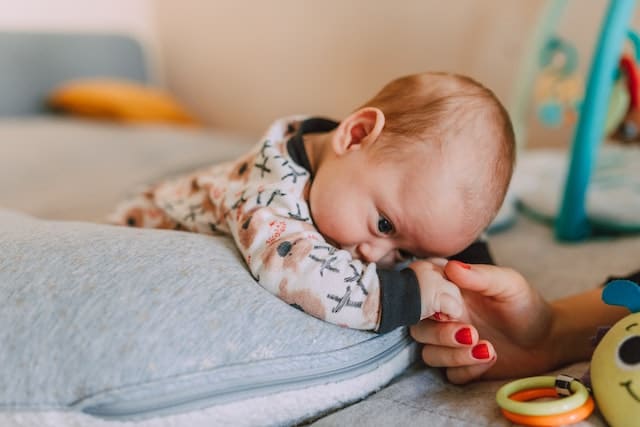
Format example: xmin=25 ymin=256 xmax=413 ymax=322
xmin=358 ymin=71 xmax=516 ymax=229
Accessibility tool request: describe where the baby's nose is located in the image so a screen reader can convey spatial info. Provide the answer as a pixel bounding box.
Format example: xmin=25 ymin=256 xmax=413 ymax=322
xmin=357 ymin=242 xmax=392 ymax=264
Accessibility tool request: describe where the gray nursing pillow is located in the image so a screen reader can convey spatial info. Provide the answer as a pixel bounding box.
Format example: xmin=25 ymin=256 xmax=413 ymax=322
xmin=0 ymin=209 xmax=414 ymax=423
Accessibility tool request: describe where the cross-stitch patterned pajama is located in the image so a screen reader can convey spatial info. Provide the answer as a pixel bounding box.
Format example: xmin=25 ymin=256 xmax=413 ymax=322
xmin=110 ymin=117 xmax=422 ymax=332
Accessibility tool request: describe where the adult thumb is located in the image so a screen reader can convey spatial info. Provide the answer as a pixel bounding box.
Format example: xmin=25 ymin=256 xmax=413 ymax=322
xmin=444 ymin=260 xmax=525 ymax=300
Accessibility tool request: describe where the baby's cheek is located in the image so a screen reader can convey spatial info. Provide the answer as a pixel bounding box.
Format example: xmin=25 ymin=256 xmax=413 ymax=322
xmin=311 ymin=200 xmax=365 ymax=249
xmin=314 ymin=211 xmax=346 ymax=241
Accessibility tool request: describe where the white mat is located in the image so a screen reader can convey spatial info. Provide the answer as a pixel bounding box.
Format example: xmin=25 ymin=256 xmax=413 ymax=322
xmin=516 ymin=144 xmax=640 ymax=232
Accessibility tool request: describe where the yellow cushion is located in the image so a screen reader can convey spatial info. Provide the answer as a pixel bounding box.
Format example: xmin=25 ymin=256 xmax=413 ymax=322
xmin=48 ymin=79 xmax=200 ymax=126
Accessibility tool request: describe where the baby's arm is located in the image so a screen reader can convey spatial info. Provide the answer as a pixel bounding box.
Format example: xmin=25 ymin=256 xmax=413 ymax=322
xmin=107 ymin=189 xmax=183 ymax=230
xmin=229 ymin=205 xmax=380 ymax=330
xmin=228 ymin=204 xmax=463 ymax=332
xmin=107 ymin=167 xmax=229 ymax=234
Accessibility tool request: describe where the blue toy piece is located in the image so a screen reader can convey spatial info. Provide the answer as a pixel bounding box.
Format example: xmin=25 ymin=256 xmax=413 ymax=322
xmin=538 ymin=102 xmax=564 ymax=126
xmin=602 ymin=279 xmax=640 ymax=313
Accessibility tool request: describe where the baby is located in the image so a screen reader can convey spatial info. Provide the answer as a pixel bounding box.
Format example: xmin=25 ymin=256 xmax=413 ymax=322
xmin=110 ymin=72 xmax=515 ymax=333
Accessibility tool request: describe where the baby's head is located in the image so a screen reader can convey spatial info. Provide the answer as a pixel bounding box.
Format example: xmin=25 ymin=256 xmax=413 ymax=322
xmin=307 ymin=72 xmax=515 ymax=266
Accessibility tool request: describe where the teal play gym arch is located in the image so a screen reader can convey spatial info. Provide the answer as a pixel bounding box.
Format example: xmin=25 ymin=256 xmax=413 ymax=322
xmin=512 ymin=0 xmax=639 ymax=241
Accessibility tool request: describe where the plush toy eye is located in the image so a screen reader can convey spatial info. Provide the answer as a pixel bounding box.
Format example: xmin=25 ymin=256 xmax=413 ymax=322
xmin=618 ymin=336 xmax=640 ymax=366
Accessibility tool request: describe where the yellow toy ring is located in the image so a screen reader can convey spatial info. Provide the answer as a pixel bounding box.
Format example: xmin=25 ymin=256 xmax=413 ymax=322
xmin=501 ymin=390 xmax=595 ymax=426
xmin=495 ymin=376 xmax=589 ymax=416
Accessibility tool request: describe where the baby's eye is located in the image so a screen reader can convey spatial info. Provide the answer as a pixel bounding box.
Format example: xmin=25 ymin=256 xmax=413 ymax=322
xmin=377 ymin=214 xmax=394 ymax=234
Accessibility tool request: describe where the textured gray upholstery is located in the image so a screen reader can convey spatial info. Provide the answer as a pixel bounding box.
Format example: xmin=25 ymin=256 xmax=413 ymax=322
xmin=0 ymin=32 xmax=149 ymax=116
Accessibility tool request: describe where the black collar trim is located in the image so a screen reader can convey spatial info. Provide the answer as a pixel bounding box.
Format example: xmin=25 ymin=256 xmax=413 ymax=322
xmin=286 ymin=117 xmax=339 ymax=176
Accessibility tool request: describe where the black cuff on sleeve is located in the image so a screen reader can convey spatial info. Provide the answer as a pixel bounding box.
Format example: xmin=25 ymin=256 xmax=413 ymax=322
xmin=448 ymin=240 xmax=495 ymax=265
xmin=376 ymin=268 xmax=421 ymax=333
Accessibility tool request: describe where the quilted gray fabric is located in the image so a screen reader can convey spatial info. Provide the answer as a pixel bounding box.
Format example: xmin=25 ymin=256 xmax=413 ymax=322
xmin=0 ymin=210 xmax=411 ymax=419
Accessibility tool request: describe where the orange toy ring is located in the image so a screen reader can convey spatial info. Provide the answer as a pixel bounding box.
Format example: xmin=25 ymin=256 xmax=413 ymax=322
xmin=501 ymin=388 xmax=595 ymax=427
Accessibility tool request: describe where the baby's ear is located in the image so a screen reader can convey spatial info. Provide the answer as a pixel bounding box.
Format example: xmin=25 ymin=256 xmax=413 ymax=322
xmin=332 ymin=107 xmax=385 ymax=155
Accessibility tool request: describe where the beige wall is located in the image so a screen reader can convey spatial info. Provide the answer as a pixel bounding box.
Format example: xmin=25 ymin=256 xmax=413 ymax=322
xmin=3 ymin=1 xmax=636 ymax=147
xmin=155 ymin=0 xmax=538 ymax=135
xmin=0 ymin=0 xmax=162 ymax=80
xmin=154 ymin=0 xmax=640 ymax=148
xmin=0 ymin=0 xmax=154 ymax=38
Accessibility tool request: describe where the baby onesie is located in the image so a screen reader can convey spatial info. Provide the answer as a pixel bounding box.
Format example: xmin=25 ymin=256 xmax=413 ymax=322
xmin=110 ymin=117 xmax=422 ymax=332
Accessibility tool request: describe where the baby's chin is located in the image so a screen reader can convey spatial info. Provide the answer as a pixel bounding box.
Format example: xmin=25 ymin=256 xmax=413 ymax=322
xmin=374 ymin=255 xmax=398 ymax=270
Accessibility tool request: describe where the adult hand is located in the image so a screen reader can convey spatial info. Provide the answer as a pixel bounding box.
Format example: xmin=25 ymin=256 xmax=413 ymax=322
xmin=410 ymin=260 xmax=555 ymax=384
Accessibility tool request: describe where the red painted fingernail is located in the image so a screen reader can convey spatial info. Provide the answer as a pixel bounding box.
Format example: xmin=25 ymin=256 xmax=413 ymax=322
xmin=454 ymin=327 xmax=473 ymax=345
xmin=450 ymin=260 xmax=471 ymax=270
xmin=472 ymin=343 xmax=490 ymax=359
xmin=430 ymin=312 xmax=453 ymax=322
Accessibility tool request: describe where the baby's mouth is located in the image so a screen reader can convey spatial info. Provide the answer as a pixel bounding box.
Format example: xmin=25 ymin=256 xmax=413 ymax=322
xmin=620 ymin=380 xmax=640 ymax=403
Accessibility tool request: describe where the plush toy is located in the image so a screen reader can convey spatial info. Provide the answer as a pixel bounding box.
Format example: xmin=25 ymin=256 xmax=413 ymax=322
xmin=591 ymin=279 xmax=640 ymax=427
xmin=534 ymin=37 xmax=583 ymax=128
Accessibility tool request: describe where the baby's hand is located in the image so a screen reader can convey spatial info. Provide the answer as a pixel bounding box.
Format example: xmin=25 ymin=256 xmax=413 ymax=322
xmin=409 ymin=259 xmax=463 ymax=321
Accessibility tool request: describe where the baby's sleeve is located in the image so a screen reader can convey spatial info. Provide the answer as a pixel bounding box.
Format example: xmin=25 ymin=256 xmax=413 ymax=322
xmin=228 ymin=205 xmax=379 ymax=330
xmin=227 ymin=203 xmax=421 ymax=332
xmin=376 ymin=269 xmax=421 ymax=332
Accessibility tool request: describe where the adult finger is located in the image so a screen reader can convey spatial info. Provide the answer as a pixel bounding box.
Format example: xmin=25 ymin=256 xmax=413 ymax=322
xmin=421 ymin=340 xmax=495 ymax=368
xmin=410 ymin=321 xmax=478 ymax=347
xmin=445 ymin=356 xmax=498 ymax=385
xmin=444 ymin=261 xmax=526 ymax=299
